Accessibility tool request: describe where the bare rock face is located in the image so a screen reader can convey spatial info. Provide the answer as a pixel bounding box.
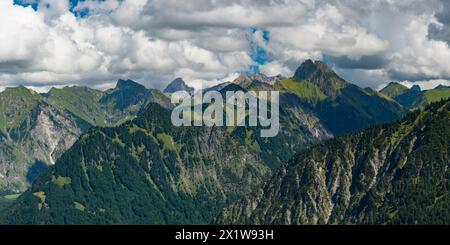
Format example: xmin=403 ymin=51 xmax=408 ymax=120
xmin=30 ymin=107 xmax=84 ymax=165
xmin=0 ymin=103 xmax=88 ymax=194
xmin=233 ymin=73 xmax=284 ymax=86
xmin=286 ymin=106 xmax=332 ymax=140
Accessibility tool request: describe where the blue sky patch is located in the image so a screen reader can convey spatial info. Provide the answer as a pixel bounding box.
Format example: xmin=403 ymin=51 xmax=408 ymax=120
xmin=13 ymin=0 xmax=38 ymax=10
xmin=249 ymin=28 xmax=272 ymax=73
xmin=13 ymin=0 xmax=88 ymax=16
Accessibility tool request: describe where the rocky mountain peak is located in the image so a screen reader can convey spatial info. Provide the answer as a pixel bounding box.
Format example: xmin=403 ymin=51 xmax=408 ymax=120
xmin=293 ymin=59 xmax=316 ymax=80
xmin=380 ymin=82 xmax=409 ymax=98
xmin=411 ymin=85 xmax=422 ymax=92
xmin=294 ymin=59 xmax=337 ymax=81
xmin=100 ymin=79 xmax=149 ymax=111
xmin=293 ymin=59 xmax=347 ymax=96
xmin=384 ymin=82 xmax=403 ymax=88
xmin=163 ymin=77 xmax=194 ymax=94
xmin=234 ymin=73 xmax=283 ymax=86
xmin=116 ymin=79 xmax=146 ymax=90
xmin=2 ymin=85 xmax=33 ymax=96
xmin=434 ymin=84 xmax=449 ymax=90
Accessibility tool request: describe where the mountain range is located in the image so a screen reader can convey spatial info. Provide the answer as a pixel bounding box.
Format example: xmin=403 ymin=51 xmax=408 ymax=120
xmin=0 ymin=80 xmax=170 ymax=194
xmin=380 ymin=82 xmax=450 ymax=109
xmin=0 ymin=60 xmax=424 ymax=224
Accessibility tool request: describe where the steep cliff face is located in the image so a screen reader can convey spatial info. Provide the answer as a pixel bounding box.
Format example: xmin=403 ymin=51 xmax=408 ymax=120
xmin=217 ymin=100 xmax=450 ymax=225
xmin=27 ymin=106 xmax=87 ymax=165
xmin=0 ymin=101 xmax=89 ymax=194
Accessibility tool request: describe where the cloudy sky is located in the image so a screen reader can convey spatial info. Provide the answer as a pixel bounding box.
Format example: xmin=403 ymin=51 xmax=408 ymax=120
xmin=1 ymin=0 xmax=450 ymax=91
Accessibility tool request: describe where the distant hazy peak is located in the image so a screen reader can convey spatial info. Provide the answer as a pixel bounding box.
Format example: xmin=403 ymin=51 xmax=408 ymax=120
xmin=411 ymin=85 xmax=422 ymax=92
xmin=163 ymin=77 xmax=194 ymax=94
xmin=0 ymin=86 xmax=39 ymax=99
xmin=2 ymin=85 xmax=30 ymax=93
xmin=434 ymin=84 xmax=449 ymax=90
xmin=116 ymin=79 xmax=146 ymax=90
xmin=380 ymin=82 xmax=410 ymax=98
xmin=383 ymin=82 xmax=408 ymax=88
xmin=233 ymin=73 xmax=283 ymax=86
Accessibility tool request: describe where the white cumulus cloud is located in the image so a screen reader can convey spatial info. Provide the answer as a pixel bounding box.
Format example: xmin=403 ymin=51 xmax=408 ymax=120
xmin=0 ymin=0 xmax=449 ymax=90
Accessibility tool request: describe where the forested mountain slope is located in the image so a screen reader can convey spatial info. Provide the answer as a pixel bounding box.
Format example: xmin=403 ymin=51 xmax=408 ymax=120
xmin=0 ymin=80 xmax=170 ymax=194
xmin=0 ymin=96 xmax=330 ymax=224
xmin=217 ymin=99 xmax=450 ymax=225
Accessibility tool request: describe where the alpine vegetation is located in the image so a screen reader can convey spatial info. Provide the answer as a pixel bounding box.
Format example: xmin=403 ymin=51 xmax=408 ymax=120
xmin=171 ymin=90 xmax=280 ymax=137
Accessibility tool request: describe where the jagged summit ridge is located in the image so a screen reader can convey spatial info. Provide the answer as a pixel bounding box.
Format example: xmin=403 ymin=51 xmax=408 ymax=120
xmin=380 ymin=81 xmax=450 ymax=109
xmin=163 ymin=78 xmax=194 ymax=95
xmin=233 ymin=73 xmax=283 ymax=86
xmin=293 ymin=59 xmax=347 ymax=96
xmin=116 ymin=79 xmax=146 ymax=90
xmin=293 ymin=60 xmax=336 ymax=80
